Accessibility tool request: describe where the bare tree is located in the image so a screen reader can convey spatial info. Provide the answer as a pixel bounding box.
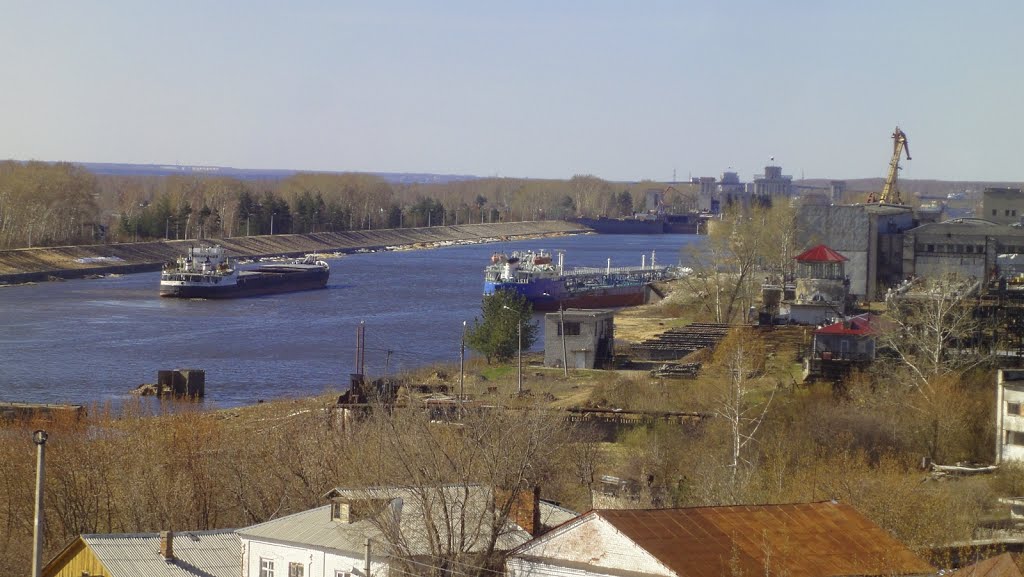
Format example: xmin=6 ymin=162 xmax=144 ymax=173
xmin=339 ymin=403 xmax=573 ymax=577
xmin=710 ymin=329 xmax=775 ymax=496
xmin=881 ymin=272 xmax=986 ymax=395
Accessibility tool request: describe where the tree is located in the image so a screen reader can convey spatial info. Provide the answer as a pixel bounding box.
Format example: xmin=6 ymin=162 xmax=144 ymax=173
xmin=338 ymin=401 xmax=577 ymax=577
xmin=680 ymin=203 xmax=801 ymax=324
xmin=879 ymin=272 xmax=991 ymax=462
xmin=615 ymin=190 xmax=634 ymax=216
xmin=708 ymin=329 xmax=774 ymax=497
xmin=466 ymin=291 xmax=538 ymax=363
xmin=880 ymin=272 xmax=986 ymax=392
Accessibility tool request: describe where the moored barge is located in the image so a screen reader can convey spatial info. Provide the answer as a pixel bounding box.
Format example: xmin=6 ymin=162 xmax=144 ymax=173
xmin=160 ymin=245 xmax=330 ymax=299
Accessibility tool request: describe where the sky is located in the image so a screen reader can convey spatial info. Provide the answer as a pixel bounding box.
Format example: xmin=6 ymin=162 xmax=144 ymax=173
xmin=2 ymin=1 xmax=1022 ymax=183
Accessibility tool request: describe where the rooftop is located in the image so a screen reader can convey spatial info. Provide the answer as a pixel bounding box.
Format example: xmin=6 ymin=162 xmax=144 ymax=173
xmin=44 ymin=530 xmax=239 ymax=577
xmin=593 ymin=502 xmax=933 ymax=577
xmin=795 ymin=244 xmax=848 ymax=263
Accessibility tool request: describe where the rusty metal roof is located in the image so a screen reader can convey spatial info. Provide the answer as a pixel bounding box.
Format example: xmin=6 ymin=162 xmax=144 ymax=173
xmin=958 ymin=553 xmax=1023 ymax=577
xmin=596 ymin=502 xmax=933 ymax=577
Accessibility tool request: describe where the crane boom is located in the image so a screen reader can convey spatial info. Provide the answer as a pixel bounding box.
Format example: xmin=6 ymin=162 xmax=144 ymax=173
xmin=877 ymin=126 xmax=911 ymax=205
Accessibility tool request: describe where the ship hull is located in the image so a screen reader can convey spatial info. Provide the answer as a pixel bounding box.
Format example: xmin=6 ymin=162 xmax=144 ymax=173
xmin=484 ymin=279 xmax=649 ymax=312
xmin=575 ymin=214 xmax=704 ymax=234
xmin=160 ymin=265 xmax=329 ymax=299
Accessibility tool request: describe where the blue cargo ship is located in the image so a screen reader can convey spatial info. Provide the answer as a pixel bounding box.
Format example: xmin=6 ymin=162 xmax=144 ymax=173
xmin=483 ymin=250 xmax=680 ymax=311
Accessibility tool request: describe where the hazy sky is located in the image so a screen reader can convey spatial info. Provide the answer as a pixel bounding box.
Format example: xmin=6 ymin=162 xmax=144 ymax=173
xmin=3 ymin=1 xmax=1021 ymax=182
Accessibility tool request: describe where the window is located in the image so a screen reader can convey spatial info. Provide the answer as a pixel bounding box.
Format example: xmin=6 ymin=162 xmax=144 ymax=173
xmin=926 ymin=244 xmax=934 ymax=252
xmin=1009 ymin=402 xmax=1022 ymax=416
xmin=260 ymin=559 xmax=275 ymax=577
xmin=558 ymin=321 xmax=581 ymax=336
xmin=289 ymin=562 xmax=305 ymax=577
xmin=994 ymin=209 xmax=999 ymax=216
xmin=1007 ymin=430 xmax=1024 ymax=446
xmin=1008 ymin=210 xmax=1013 ymax=217
xmin=335 ymin=572 xmax=354 ymax=577
xmin=1014 ymin=209 xmax=1018 ymax=217
xmin=966 ymin=245 xmax=974 ymax=253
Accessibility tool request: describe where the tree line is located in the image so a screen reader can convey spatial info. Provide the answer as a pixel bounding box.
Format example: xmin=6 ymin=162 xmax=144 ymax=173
xmin=0 ymin=161 xmax=701 ymax=249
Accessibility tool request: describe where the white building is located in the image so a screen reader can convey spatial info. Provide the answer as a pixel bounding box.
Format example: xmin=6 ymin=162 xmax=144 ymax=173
xmin=238 ymin=485 xmax=574 ymax=577
xmin=996 ymin=369 xmax=1024 ymax=463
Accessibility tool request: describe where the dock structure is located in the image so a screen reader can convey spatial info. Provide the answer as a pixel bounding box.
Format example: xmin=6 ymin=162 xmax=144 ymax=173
xmin=0 ymin=402 xmax=85 ymax=421
xmin=630 ymin=323 xmax=731 ymax=361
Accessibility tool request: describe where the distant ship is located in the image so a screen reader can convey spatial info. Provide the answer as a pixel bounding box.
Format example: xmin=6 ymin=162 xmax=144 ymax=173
xmin=574 ymin=212 xmax=707 ymax=235
xmin=160 ymin=245 xmax=330 ymax=299
xmin=483 ymin=250 xmax=681 ymax=311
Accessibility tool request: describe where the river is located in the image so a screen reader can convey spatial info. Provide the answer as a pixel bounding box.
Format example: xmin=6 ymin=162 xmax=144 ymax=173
xmin=0 ymin=233 xmax=705 ymax=408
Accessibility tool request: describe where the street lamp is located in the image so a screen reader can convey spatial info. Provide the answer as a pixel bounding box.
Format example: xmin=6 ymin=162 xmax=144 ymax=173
xmin=165 ymin=217 xmax=171 ymax=240
xmin=270 ymin=211 xmax=276 ymax=235
xmin=502 ymin=305 xmax=523 ymax=394
xmin=31 ymin=430 xmax=48 ymax=577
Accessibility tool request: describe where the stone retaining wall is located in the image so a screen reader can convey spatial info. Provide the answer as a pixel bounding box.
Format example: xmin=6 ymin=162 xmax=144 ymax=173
xmin=0 ymin=221 xmax=589 ymax=284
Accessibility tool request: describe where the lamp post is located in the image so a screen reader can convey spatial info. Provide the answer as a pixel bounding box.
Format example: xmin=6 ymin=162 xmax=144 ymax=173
xmin=166 ymin=217 xmax=171 ymax=240
xmin=30 ymin=430 xmax=48 ymax=577
xmin=270 ymin=211 xmax=276 ymax=235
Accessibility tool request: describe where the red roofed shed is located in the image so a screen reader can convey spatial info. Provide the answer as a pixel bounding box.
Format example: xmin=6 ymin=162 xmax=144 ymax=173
xmin=796 ymin=244 xmax=848 ymax=263
xmin=795 ymin=244 xmax=847 ymax=280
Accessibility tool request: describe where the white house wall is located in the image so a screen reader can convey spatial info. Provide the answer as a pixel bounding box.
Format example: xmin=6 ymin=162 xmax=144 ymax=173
xmin=509 ymin=516 xmax=674 ymax=577
xmin=242 ymin=538 xmax=386 ymax=577
xmin=1000 ymin=386 xmax=1024 ymax=463
xmin=508 ymin=556 xmax=646 ymax=577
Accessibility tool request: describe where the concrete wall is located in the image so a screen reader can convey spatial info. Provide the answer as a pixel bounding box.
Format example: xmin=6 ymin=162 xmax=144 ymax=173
xmin=0 ymin=221 xmax=588 ymax=284
xmin=983 ymin=188 xmax=1024 ymax=225
xmin=797 ymin=204 xmax=913 ymax=300
xmin=507 ymin=516 xmax=673 ymax=577
xmin=798 ymin=205 xmax=870 ymax=298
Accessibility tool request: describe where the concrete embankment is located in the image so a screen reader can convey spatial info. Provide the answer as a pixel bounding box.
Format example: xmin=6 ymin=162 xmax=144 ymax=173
xmin=0 ymin=221 xmax=590 ymax=284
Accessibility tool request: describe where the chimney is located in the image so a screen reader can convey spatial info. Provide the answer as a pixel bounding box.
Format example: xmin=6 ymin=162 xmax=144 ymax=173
xmin=159 ymin=530 xmax=174 ymax=560
xmin=331 ymin=500 xmax=352 ymax=523
xmin=500 ymin=486 xmax=542 ymax=536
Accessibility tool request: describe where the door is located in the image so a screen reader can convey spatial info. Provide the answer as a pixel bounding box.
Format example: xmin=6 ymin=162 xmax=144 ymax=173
xmin=574 ymin=351 xmax=587 ymax=369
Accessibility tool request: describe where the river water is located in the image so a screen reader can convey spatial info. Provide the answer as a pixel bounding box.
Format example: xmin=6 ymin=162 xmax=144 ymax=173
xmin=0 ymin=233 xmax=704 ymax=408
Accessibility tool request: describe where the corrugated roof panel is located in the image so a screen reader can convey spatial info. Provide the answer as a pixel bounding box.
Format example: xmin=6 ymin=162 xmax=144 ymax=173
xmin=596 ymin=502 xmax=933 ymax=577
xmin=81 ymin=530 xmax=239 ymax=577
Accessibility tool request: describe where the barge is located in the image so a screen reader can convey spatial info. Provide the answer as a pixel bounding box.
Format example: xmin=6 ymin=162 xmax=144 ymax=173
xmin=160 ymin=245 xmax=330 ymax=299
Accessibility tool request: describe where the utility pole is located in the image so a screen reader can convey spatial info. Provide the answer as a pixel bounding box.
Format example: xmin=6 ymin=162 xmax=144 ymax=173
xmin=31 ymin=430 xmax=48 ymax=577
xmin=460 ymin=321 xmax=466 ymax=405
xmin=559 ymin=304 xmax=568 ymax=376
xmin=517 ymin=318 xmax=523 ymax=394
xmin=364 ymin=538 xmax=372 ymax=577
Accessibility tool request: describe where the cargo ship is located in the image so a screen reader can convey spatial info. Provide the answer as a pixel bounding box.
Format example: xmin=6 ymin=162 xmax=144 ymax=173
xmin=574 ymin=212 xmax=708 ymax=235
xmin=160 ymin=245 xmax=330 ymax=298
xmin=483 ymin=250 xmax=681 ymax=311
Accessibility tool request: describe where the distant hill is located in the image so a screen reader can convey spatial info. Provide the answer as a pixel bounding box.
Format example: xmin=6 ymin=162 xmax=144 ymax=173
xmin=77 ymin=162 xmax=480 ymax=185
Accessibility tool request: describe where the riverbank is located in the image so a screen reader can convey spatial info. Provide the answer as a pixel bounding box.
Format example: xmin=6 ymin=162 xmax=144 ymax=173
xmin=0 ymin=220 xmax=589 ymax=284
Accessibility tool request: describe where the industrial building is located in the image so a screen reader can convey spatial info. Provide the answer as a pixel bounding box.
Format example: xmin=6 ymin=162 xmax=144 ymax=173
xmin=543 ymin=309 xmax=615 ymax=369
xmin=982 ymin=187 xmax=1024 ymax=226
xmin=797 ymin=203 xmax=914 ymax=301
